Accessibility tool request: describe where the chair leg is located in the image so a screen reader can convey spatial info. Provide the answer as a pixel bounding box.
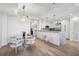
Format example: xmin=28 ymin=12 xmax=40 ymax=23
xmin=15 ymin=48 xmax=18 ymax=55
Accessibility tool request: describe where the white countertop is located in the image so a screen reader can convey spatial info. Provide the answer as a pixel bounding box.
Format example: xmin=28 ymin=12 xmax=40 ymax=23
xmin=38 ymin=30 xmax=61 ymax=33
xmin=37 ymin=31 xmax=65 ymax=46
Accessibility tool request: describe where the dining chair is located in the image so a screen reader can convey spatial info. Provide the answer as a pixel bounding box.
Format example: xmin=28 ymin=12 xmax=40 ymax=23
xmin=9 ymin=36 xmax=24 ymax=55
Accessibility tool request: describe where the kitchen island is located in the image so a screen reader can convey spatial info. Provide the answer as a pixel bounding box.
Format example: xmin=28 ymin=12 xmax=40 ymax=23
xmin=37 ymin=30 xmax=65 ymax=46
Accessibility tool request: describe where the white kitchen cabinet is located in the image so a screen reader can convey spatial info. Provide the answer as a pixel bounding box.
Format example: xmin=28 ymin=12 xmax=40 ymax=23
xmin=37 ymin=31 xmax=65 ymax=46
xmin=37 ymin=32 xmax=46 ymax=40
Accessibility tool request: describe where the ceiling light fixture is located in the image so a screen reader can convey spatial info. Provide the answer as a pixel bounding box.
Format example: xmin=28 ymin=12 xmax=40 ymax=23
xmin=18 ymin=4 xmax=28 ymax=22
xmin=72 ymin=17 xmax=78 ymax=21
xmin=52 ymin=3 xmax=55 ymax=5
xmin=75 ymin=3 xmax=79 ymax=7
xmin=21 ymin=5 xmax=26 ymax=22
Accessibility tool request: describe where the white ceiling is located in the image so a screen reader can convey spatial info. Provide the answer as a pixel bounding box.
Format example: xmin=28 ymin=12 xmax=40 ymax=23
xmin=0 ymin=3 xmax=79 ymax=21
xmin=0 ymin=3 xmax=18 ymax=15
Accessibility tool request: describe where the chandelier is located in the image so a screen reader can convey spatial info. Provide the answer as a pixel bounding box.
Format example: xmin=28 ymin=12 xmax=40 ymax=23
xmin=22 ymin=5 xmax=26 ymax=22
xmin=18 ymin=4 xmax=28 ymax=22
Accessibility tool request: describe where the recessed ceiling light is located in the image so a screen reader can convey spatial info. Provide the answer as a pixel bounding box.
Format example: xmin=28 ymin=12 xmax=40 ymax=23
xmin=72 ymin=17 xmax=78 ymax=21
xmin=75 ymin=3 xmax=79 ymax=6
xmin=69 ymin=13 xmax=72 ymax=16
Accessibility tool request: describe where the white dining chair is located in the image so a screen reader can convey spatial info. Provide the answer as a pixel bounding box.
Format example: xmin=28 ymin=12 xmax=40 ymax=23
xmin=25 ymin=36 xmax=36 ymax=48
xmin=9 ymin=36 xmax=24 ymax=54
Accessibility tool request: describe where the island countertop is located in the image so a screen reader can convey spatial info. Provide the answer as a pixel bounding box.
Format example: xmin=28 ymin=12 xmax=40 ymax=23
xmin=37 ymin=31 xmax=65 ymax=46
xmin=38 ymin=30 xmax=61 ymax=33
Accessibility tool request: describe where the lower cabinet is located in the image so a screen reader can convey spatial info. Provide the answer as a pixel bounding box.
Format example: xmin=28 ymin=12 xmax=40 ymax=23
xmin=37 ymin=31 xmax=65 ymax=46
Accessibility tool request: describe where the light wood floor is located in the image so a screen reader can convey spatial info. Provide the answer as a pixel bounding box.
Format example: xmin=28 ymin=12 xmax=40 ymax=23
xmin=0 ymin=38 xmax=79 ymax=56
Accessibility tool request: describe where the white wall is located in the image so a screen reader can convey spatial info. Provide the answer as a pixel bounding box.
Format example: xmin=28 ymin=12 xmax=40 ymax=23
xmin=0 ymin=13 xmax=31 ymax=47
xmin=38 ymin=20 xmax=52 ymax=30
xmin=0 ymin=14 xmax=2 ymax=47
xmin=70 ymin=17 xmax=79 ymax=42
xmin=1 ymin=14 xmax=8 ymax=46
xmin=7 ymin=15 xmax=30 ymax=38
xmin=50 ymin=21 xmax=61 ymax=29
xmin=60 ymin=16 xmax=79 ymax=42
xmin=61 ymin=19 xmax=70 ymax=39
xmin=0 ymin=13 xmax=8 ymax=47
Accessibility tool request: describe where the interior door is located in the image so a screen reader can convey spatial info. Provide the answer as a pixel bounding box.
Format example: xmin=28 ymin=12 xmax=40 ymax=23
xmin=73 ymin=21 xmax=79 ymax=42
xmin=0 ymin=26 xmax=1 ymax=48
xmin=0 ymin=15 xmax=2 ymax=48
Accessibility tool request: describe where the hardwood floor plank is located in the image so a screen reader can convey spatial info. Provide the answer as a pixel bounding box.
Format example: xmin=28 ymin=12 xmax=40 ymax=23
xmin=0 ymin=38 xmax=79 ymax=56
